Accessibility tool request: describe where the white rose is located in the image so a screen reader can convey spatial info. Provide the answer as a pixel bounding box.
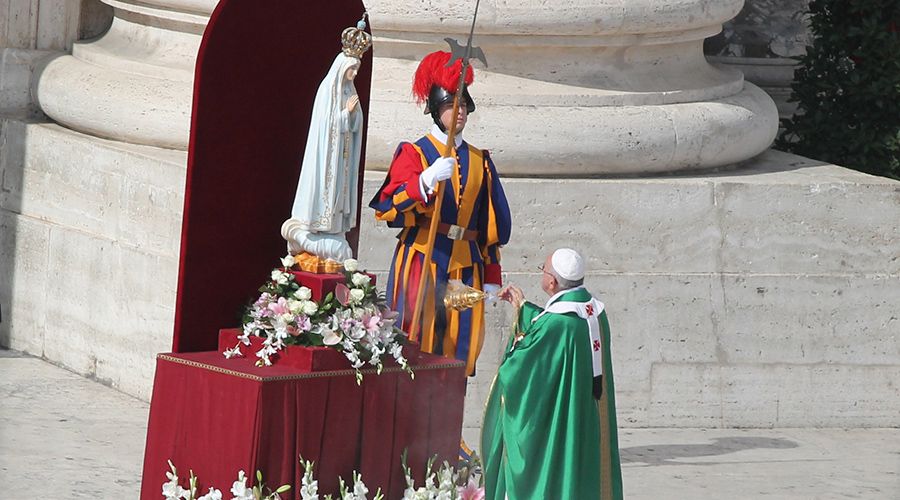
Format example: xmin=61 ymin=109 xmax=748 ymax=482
xmin=343 ymin=258 xmax=359 ymax=272
xmin=301 ymin=300 xmax=319 ymax=315
xmin=349 ymin=288 xmax=365 ymax=305
xmin=351 ymin=272 xmax=371 ymax=287
xmin=287 ymin=299 xmax=303 ymax=314
xmin=293 ymin=286 xmax=312 ymax=300
xmin=270 ymin=270 xmax=289 ymax=285
xmin=280 ymin=255 xmax=295 ymax=268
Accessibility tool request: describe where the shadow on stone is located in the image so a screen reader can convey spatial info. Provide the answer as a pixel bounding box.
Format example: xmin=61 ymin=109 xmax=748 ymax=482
xmin=0 ymin=49 xmax=64 ymax=354
xmin=620 ymin=436 xmax=799 ymax=466
xmin=0 ymin=347 xmax=28 ymax=357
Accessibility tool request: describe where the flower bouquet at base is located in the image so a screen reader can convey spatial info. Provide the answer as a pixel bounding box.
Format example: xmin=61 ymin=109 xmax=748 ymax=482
xmin=222 ymin=256 xmax=411 ymax=383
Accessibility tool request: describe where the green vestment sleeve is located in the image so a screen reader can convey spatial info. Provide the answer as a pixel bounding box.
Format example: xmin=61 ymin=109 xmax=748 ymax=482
xmin=482 ymin=291 xmax=623 ymax=500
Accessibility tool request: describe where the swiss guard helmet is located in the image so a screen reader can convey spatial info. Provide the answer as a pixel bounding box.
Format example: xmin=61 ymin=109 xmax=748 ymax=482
xmin=412 ymin=51 xmax=476 ymax=132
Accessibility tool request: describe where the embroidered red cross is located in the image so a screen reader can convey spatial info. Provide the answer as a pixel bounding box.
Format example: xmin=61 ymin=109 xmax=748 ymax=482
xmin=585 ymin=304 xmax=594 ymax=316
xmin=593 ymin=339 xmax=601 ymax=352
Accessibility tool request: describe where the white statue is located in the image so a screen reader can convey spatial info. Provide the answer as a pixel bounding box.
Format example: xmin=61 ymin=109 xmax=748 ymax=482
xmin=282 ymin=16 xmax=371 ymax=264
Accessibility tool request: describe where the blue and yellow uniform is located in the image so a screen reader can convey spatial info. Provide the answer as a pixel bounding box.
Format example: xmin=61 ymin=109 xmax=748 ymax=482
xmin=369 ymin=132 xmax=511 ymax=375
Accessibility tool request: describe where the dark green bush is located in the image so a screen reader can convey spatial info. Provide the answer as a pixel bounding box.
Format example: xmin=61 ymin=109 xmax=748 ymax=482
xmin=778 ymin=0 xmax=900 ymax=179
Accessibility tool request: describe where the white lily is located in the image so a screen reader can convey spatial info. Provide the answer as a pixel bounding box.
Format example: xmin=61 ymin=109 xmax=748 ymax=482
xmin=322 ymin=328 xmax=342 ymax=346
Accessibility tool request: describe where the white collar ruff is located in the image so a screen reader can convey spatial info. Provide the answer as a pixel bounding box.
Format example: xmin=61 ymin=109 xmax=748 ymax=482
xmin=429 ymin=124 xmax=464 ymax=148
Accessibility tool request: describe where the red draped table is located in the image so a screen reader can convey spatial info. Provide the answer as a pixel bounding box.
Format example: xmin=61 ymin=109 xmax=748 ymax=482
xmin=140 ymin=347 xmax=466 ymax=499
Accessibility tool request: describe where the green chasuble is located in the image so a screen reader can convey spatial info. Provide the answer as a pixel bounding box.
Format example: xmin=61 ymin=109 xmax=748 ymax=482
xmin=481 ymin=287 xmax=623 ymax=500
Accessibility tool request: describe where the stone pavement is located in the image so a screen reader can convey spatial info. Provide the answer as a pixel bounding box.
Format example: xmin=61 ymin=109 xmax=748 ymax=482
xmin=1 ymin=351 xmax=898 ymax=499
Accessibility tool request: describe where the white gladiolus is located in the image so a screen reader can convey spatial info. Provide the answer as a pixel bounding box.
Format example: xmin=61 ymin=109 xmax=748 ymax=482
xmin=294 ymin=286 xmax=312 ymax=300
xmin=300 ymin=459 xmax=319 ymax=500
xmin=197 ymin=487 xmax=223 ymax=500
xmin=231 ymin=471 xmax=254 ymax=500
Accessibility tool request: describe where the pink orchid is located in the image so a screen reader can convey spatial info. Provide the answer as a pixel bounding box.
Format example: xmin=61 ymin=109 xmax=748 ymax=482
xmin=380 ymin=309 xmax=399 ymax=327
xmin=335 ymin=283 xmax=351 ymax=307
xmin=458 ymin=479 xmax=485 ymax=500
xmin=340 ymin=317 xmax=357 ymax=334
xmin=254 ymin=292 xmax=273 ymax=308
xmin=381 ymin=308 xmax=400 ymax=324
xmin=362 ymin=313 xmax=382 ymax=334
xmin=267 ymin=297 xmax=289 ymax=316
xmin=295 ymin=315 xmax=311 ymax=332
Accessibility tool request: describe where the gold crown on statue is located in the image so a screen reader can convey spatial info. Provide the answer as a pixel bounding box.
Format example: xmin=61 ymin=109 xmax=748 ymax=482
xmin=342 ymin=13 xmax=372 ymax=59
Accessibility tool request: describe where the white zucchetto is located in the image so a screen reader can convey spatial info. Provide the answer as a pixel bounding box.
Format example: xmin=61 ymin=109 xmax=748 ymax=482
xmin=551 ymin=248 xmax=585 ymax=281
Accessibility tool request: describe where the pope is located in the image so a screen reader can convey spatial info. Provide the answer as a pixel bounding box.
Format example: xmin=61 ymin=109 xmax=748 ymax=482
xmin=369 ymin=50 xmax=512 ymax=375
xmin=482 ymin=248 xmax=623 ymax=500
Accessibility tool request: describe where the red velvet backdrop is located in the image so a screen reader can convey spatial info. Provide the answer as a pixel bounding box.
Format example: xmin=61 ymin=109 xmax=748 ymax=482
xmin=172 ymin=0 xmax=372 ymax=353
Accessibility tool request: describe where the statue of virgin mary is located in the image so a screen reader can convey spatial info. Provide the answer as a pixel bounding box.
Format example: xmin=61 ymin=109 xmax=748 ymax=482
xmin=281 ymin=17 xmax=371 ymax=263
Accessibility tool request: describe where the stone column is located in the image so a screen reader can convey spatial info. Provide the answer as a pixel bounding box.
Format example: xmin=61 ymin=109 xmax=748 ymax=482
xmin=365 ymin=0 xmax=780 ymax=176
xmin=1 ymin=1 xmax=112 ymax=119
xmin=34 ymin=0 xmax=218 ymax=149
xmin=705 ymin=0 xmax=811 ymax=121
xmin=3 ymin=0 xmax=218 ymax=400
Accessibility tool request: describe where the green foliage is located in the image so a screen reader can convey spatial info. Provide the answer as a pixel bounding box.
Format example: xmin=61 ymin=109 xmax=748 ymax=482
xmin=778 ymin=0 xmax=900 ymax=179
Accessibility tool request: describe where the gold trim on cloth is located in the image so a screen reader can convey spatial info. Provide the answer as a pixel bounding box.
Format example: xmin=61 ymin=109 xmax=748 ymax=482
xmin=157 ymin=353 xmax=465 ymax=382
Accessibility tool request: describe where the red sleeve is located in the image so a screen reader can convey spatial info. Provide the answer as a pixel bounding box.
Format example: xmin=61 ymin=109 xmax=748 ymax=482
xmin=483 ymin=263 xmax=502 ymax=286
xmin=378 ymin=143 xmax=428 ymax=204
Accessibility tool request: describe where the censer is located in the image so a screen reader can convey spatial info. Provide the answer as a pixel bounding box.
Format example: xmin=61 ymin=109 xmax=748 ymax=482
xmin=443 ymin=280 xmax=488 ymax=311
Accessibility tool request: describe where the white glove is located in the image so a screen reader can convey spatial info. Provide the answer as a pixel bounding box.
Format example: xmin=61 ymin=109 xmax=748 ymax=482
xmin=484 ymin=283 xmax=501 ymax=304
xmin=419 ymin=157 xmax=456 ymax=193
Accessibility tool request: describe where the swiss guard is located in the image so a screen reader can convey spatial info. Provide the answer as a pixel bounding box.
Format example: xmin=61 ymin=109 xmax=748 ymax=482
xmin=369 ymin=50 xmax=512 ymax=375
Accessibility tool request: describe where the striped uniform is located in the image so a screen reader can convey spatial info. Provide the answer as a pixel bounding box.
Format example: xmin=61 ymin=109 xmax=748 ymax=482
xmin=369 ymin=134 xmax=511 ymax=375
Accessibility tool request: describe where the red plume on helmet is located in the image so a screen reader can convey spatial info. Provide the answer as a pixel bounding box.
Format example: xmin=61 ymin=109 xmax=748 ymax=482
xmin=412 ymin=51 xmax=475 ymax=105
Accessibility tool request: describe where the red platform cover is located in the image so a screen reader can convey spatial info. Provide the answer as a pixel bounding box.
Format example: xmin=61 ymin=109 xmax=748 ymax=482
xmin=140 ymin=349 xmax=466 ymax=499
